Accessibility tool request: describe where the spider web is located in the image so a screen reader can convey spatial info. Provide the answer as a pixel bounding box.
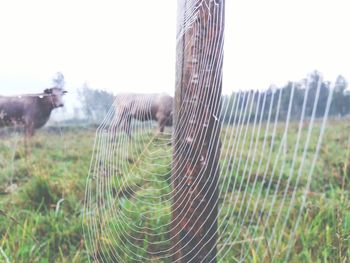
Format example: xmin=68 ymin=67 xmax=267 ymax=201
xmin=83 ymin=1 xmax=335 ymax=262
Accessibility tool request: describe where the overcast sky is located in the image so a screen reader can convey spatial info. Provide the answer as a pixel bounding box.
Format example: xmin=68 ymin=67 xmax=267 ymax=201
xmin=0 ymin=0 xmax=349 ymax=99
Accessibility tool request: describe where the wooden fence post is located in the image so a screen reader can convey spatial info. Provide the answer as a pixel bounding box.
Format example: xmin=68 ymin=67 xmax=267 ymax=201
xmin=171 ymin=0 xmax=225 ymax=262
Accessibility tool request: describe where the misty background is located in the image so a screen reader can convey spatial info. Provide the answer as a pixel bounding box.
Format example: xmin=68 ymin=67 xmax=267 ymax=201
xmin=1 ymin=0 xmax=350 ymax=122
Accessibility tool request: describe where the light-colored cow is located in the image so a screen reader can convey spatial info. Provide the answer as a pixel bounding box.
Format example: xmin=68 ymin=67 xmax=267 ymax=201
xmin=112 ymin=93 xmax=173 ymax=137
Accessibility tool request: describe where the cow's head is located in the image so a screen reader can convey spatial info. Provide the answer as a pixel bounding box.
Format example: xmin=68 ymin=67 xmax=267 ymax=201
xmin=44 ymin=87 xmax=68 ymax=108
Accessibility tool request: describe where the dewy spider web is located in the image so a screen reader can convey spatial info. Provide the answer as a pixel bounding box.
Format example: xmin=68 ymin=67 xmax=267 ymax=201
xmin=83 ymin=0 xmax=335 ymax=262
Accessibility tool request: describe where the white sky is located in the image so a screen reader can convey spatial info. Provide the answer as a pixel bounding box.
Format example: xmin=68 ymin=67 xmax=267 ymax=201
xmin=0 ymin=0 xmax=349 ymax=99
xmin=225 ymin=0 xmax=350 ymax=91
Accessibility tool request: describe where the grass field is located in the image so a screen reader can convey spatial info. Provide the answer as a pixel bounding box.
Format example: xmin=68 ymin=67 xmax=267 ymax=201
xmin=0 ymin=119 xmax=349 ymax=262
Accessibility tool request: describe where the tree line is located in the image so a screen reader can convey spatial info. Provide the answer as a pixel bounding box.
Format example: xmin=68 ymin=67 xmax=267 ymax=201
xmin=221 ymin=71 xmax=350 ymax=124
xmin=55 ymin=70 xmax=350 ymax=124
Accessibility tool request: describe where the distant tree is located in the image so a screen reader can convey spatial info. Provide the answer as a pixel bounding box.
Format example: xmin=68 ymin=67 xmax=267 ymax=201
xmin=77 ymin=83 xmax=114 ymax=122
xmin=52 ymin=72 xmax=65 ymax=89
xmin=221 ymin=92 xmax=237 ymax=124
xmin=220 ymin=71 xmax=350 ymax=125
xmin=331 ymin=75 xmax=349 ymax=116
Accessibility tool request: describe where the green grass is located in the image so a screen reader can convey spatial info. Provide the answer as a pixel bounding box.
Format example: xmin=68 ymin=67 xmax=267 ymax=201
xmin=0 ymin=120 xmax=349 ymax=262
xmin=0 ymin=127 xmax=94 ymax=262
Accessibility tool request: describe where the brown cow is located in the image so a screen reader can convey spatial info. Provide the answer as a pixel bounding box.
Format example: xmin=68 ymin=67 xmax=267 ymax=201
xmin=0 ymin=87 xmax=67 ymax=136
xmin=112 ymin=93 xmax=173 ymax=137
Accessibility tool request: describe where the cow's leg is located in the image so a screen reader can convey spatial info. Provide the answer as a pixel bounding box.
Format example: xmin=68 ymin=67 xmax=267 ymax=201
xmin=116 ymin=108 xmax=130 ymax=128
xmin=110 ymin=111 xmax=127 ymax=142
xmin=123 ymin=115 xmax=132 ymax=138
xmin=24 ymin=128 xmax=27 ymax=153
xmin=24 ymin=123 xmax=34 ymax=158
xmin=158 ymin=117 xmax=166 ymax=134
xmin=110 ymin=115 xmax=122 ymax=135
xmin=159 ymin=123 xmax=165 ymax=133
xmin=156 ymin=111 xmax=171 ymax=134
xmin=28 ymin=126 xmax=35 ymax=137
xmin=110 ymin=114 xmax=121 ymax=135
xmin=115 ymin=113 xmax=125 ymax=130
